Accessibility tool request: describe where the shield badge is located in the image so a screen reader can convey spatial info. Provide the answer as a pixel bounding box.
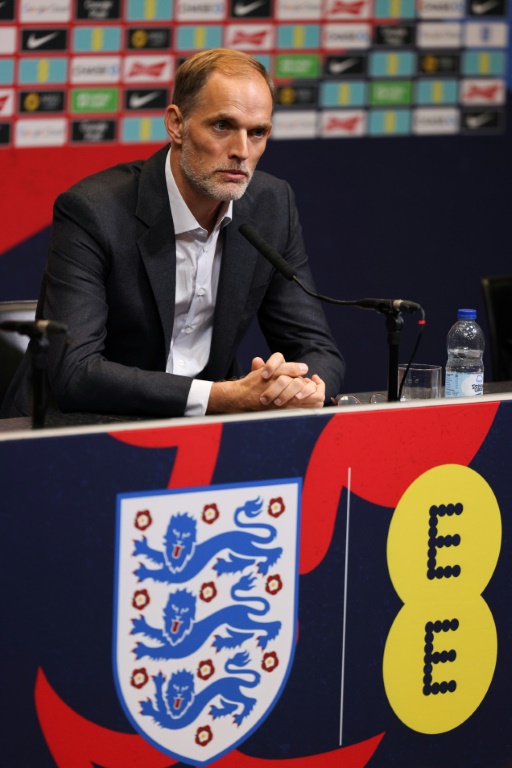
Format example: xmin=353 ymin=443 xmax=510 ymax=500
xmin=114 ymin=479 xmax=300 ymax=766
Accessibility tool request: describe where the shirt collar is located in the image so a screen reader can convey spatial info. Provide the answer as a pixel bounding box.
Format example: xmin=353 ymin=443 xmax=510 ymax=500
xmin=165 ymin=148 xmax=233 ymax=235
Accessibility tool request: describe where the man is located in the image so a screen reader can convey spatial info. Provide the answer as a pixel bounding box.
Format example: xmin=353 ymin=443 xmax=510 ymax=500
xmin=2 ymin=49 xmax=344 ymax=419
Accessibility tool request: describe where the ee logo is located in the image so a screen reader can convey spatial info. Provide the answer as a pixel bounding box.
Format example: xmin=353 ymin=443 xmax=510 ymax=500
xmin=383 ymin=464 xmax=501 ymax=734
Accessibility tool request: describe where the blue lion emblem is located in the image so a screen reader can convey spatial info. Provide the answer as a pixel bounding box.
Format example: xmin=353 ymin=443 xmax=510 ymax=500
xmin=134 ymin=497 xmax=282 ymax=583
xmin=132 ymin=574 xmax=281 ymax=660
xmin=140 ymin=651 xmax=260 ymax=728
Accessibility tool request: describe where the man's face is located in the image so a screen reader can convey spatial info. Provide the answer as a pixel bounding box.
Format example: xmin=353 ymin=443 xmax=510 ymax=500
xmin=175 ymin=71 xmax=273 ymax=202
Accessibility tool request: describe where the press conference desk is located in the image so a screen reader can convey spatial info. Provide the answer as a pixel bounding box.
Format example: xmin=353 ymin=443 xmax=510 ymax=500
xmin=1 ymin=392 xmax=512 ymax=767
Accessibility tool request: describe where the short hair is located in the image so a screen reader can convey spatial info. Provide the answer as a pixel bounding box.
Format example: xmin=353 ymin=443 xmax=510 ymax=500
xmin=172 ymin=48 xmax=276 ymax=118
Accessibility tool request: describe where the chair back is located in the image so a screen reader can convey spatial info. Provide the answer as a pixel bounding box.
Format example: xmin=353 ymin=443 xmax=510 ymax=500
xmin=481 ymin=275 xmax=512 ymax=381
xmin=0 ymin=300 xmax=37 ymax=407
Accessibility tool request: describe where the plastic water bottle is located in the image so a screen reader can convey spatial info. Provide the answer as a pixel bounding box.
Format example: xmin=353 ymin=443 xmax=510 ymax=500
xmin=445 ymin=309 xmax=485 ymax=398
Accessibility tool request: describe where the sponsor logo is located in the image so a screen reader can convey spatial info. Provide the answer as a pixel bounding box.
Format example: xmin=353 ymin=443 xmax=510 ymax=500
xmin=125 ymin=88 xmax=168 ymax=109
xmin=73 ymin=26 xmax=122 ymax=52
xmin=19 ymin=89 xmax=65 ymax=112
xmin=276 ymin=83 xmax=318 ymax=107
xmin=22 ymin=29 xmax=68 ymax=51
xmin=114 ymin=484 xmax=300 ymax=764
xmin=417 ymin=0 xmax=464 ymax=17
xmin=464 ymin=22 xmax=508 ymax=47
xmin=326 ymin=0 xmax=370 ymax=17
xmin=0 ymin=121 xmax=11 ymax=145
xmin=126 ymin=0 xmax=173 ymax=20
xmin=321 ymin=80 xmax=366 ymax=106
xmin=75 ymin=0 xmax=121 ymax=19
xmin=370 ymin=51 xmax=415 ymax=76
xmin=468 ymin=0 xmax=505 ymax=15
xmin=270 ymin=110 xmax=319 ymax=137
xmin=412 ymin=106 xmax=459 ymax=133
xmin=324 ymin=54 xmax=366 ymax=76
xmin=176 ymin=25 xmax=223 ymax=49
xmin=416 ymin=78 xmax=458 ymax=103
xmin=0 ymin=89 xmax=14 ymax=116
xmin=460 ymin=77 xmax=505 ymax=104
xmin=123 ymin=55 xmax=173 ymax=82
xmin=320 ymin=109 xmax=366 ymax=136
xmin=121 ymin=115 xmax=168 ymax=141
xmin=374 ymin=24 xmax=415 ymax=46
xmin=462 ymin=108 xmax=504 ymax=132
xmin=231 ymin=0 xmax=271 ymax=16
xmin=0 ymin=27 xmax=16 ymax=54
xmin=70 ymin=56 xmax=120 ymax=84
xmin=275 ymin=54 xmax=321 ymax=78
xmin=462 ymin=50 xmax=505 ymax=76
xmin=417 ymin=22 xmax=462 ymax=47
xmin=20 ymin=0 xmax=71 ymax=22
xmin=15 ymin=117 xmax=67 ymax=146
xmin=127 ymin=27 xmax=172 ymax=49
xmin=275 ymin=0 xmax=321 ymax=18
xmin=0 ymin=0 xmax=15 ymax=20
xmin=71 ymin=118 xmax=116 ymax=141
xmin=0 ymin=60 xmax=14 ymax=85
xmin=418 ymin=52 xmax=460 ymax=75
xmin=323 ymin=23 xmax=371 ymax=49
xmin=176 ymin=0 xmax=225 ymax=19
xmin=277 ymin=24 xmax=320 ymax=49
xmin=370 ymin=80 xmax=413 ymax=105
xmin=224 ymin=23 xmax=274 ymax=48
xmin=374 ymin=0 xmax=415 ymax=16
xmin=71 ymin=87 xmax=118 ymax=112
xmin=368 ymin=108 xmax=412 ymax=134
xmin=18 ymin=57 xmax=68 ymax=84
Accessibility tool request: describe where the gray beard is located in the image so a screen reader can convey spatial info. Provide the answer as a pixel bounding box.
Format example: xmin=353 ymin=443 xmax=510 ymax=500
xmin=179 ymin=142 xmax=253 ymax=202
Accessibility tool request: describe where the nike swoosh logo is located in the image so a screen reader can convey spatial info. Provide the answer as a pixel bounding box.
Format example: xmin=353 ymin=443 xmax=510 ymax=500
xmin=233 ymin=0 xmax=266 ymax=14
xmin=471 ymin=0 xmax=499 ymax=12
xmin=129 ymin=91 xmax=160 ymax=108
xmin=27 ymin=32 xmax=59 ymax=49
xmin=329 ymin=58 xmax=358 ymax=73
xmin=466 ymin=112 xmax=493 ymax=128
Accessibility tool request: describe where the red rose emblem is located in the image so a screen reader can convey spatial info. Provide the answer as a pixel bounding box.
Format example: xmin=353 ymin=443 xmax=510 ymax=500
xmin=132 ymin=589 xmax=150 ymax=610
xmin=268 ymin=497 xmax=285 ymax=517
xmin=265 ymin=574 xmax=283 ymax=595
xmin=262 ymin=651 xmax=279 ymax=672
xmin=134 ymin=510 xmax=152 ymax=530
xmin=202 ymin=503 xmax=220 ymax=524
xmin=197 ymin=659 xmax=215 ymax=680
xmin=199 ymin=582 xmax=217 ymax=603
xmin=195 ymin=725 xmax=213 ymax=746
xmin=130 ymin=668 xmax=149 ymax=689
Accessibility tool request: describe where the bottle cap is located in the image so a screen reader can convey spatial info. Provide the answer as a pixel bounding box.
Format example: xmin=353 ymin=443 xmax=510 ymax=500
xmin=457 ymin=308 xmax=477 ymax=320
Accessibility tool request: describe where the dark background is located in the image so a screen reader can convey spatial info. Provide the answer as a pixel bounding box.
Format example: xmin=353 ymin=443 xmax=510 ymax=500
xmin=1 ymin=100 xmax=511 ymax=395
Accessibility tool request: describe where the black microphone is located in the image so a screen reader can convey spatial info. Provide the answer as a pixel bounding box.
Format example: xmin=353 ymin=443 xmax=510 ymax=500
xmin=239 ymin=223 xmax=424 ymax=317
xmin=0 ymin=319 xmax=68 ymax=336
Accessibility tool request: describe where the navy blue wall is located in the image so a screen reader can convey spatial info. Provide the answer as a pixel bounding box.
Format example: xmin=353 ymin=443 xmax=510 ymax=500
xmin=2 ymin=102 xmax=511 ymax=394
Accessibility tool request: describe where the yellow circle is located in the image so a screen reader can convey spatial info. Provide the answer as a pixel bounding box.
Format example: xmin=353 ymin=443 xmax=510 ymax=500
xmin=23 ymin=93 xmax=40 ymax=112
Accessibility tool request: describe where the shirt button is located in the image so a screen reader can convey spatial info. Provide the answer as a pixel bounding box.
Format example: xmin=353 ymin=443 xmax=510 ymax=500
xmin=185 ymin=326 xmax=193 ymax=334
xmin=197 ymin=288 xmax=205 ymax=296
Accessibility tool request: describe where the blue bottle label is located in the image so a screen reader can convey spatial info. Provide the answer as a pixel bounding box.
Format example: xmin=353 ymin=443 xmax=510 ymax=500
xmin=445 ymin=372 xmax=484 ymax=397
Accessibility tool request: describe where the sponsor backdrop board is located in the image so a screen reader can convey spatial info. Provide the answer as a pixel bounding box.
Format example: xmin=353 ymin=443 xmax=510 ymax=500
xmin=1 ymin=398 xmax=512 ymax=766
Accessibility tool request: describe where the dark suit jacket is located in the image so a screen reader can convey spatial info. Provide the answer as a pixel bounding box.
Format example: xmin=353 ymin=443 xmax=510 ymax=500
xmin=2 ymin=144 xmax=344 ymax=418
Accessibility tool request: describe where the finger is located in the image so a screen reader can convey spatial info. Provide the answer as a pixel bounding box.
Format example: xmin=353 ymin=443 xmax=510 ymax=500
xmin=259 ymin=374 xmax=303 ymax=405
xmin=251 ymin=356 xmax=266 ymax=372
xmin=260 ymin=352 xmax=285 ymax=379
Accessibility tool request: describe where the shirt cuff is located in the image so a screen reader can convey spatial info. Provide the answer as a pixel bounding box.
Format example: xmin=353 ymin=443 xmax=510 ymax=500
xmin=185 ymin=379 xmax=213 ymax=417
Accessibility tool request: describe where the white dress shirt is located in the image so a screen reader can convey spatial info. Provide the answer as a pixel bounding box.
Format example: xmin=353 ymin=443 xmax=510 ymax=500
xmin=164 ymin=150 xmax=233 ymax=416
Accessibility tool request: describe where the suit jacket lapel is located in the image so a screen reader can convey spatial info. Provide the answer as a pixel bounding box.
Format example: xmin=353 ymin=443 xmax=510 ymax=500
xmin=135 ymin=144 xmax=176 ymax=357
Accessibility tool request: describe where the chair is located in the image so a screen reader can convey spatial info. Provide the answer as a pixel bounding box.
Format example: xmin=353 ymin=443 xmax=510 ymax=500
xmin=481 ymin=275 xmax=512 ymax=382
xmin=0 ymin=300 xmax=37 ymax=407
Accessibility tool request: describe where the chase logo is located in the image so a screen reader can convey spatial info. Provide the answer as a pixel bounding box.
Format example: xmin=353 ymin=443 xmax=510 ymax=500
xmin=176 ymin=0 xmax=226 ymax=20
xmin=75 ymin=0 xmax=121 ymax=19
xmin=18 ymin=58 xmax=68 ymax=85
xmin=126 ymin=0 xmax=173 ymax=19
xmin=113 ymin=482 xmax=300 ymax=765
xmin=70 ymin=56 xmax=120 ymax=83
xmin=413 ymin=106 xmax=459 ymax=133
xmin=73 ymin=26 xmax=122 ymax=52
xmin=323 ymin=23 xmax=371 ymax=48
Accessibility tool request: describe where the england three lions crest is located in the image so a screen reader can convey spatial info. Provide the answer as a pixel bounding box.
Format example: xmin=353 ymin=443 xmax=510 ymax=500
xmin=114 ymin=480 xmax=301 ymax=766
